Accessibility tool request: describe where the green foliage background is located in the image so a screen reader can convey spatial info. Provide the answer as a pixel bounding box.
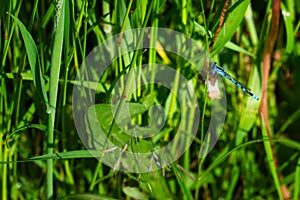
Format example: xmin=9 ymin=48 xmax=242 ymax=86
xmin=0 ymin=0 xmax=300 ymax=199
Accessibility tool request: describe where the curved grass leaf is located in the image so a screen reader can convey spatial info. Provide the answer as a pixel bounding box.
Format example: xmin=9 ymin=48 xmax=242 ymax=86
xmin=224 ymin=41 xmax=256 ymax=58
xmin=49 ymin=0 xmax=65 ymax=114
xmin=7 ymin=124 xmax=47 ymax=144
xmin=281 ymin=2 xmax=294 ymax=54
xmin=236 ymin=64 xmax=261 ymax=144
xmin=0 ymin=138 xmax=297 ymax=163
xmin=7 ymin=13 xmax=49 ymax=111
xmin=211 ymin=0 xmax=250 ymax=57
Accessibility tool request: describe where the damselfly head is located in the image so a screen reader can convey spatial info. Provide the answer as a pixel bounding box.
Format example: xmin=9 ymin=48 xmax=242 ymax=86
xmin=209 ymin=62 xmax=218 ymax=76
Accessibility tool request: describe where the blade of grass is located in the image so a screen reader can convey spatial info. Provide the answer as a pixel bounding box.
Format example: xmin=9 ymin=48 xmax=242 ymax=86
xmin=293 ymin=157 xmax=300 ymax=200
xmin=7 ymin=13 xmax=50 ymax=112
xmin=224 ymin=41 xmax=256 ymax=58
xmin=149 ymin=0 xmax=158 ymax=92
xmin=172 ymin=163 xmax=193 ymax=200
xmin=47 ymin=0 xmax=65 ymax=198
xmin=211 ymin=0 xmax=250 ymax=56
xmin=0 ymin=137 xmax=297 ymax=163
xmin=245 ymin=3 xmax=259 ymax=47
xmin=60 ymin=0 xmax=75 ymax=186
xmin=261 ymin=115 xmax=283 ymax=200
xmin=281 ymin=2 xmax=295 ymax=54
xmin=236 ymin=63 xmax=260 ymax=144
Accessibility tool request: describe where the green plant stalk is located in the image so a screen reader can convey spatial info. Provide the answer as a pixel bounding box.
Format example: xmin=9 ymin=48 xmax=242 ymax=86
xmin=2 ymin=79 xmax=15 ymax=200
xmin=149 ymin=0 xmax=159 ymax=92
xmin=2 ymin=146 xmax=8 ymax=200
xmin=1 ymin=21 xmax=14 ymax=69
xmin=1 ymin=77 xmax=11 ymax=200
xmin=2 ymin=0 xmax=23 ymax=70
xmin=182 ymin=0 xmax=187 ymax=26
xmin=261 ymin=115 xmax=283 ymax=200
xmin=75 ymin=0 xmax=85 ymax=37
xmin=195 ymin=126 xmax=210 ymax=199
xmin=41 ymin=4 xmax=55 ymax=29
xmin=182 ymin=97 xmax=189 ymax=170
xmin=172 ymin=164 xmax=193 ymax=200
xmin=102 ymin=0 xmax=112 ymax=35
xmin=294 ymin=20 xmax=300 ymax=35
xmin=195 ymin=3 xmax=209 ymax=198
xmin=61 ymin=0 xmax=74 ymax=185
xmin=195 ymin=83 xmax=209 ymax=200
xmin=225 ymin=165 xmax=240 ymax=199
xmin=11 ymin=141 xmax=18 ymax=200
xmin=47 ymin=0 xmax=65 ymax=198
xmin=11 ymin=76 xmax=24 ymax=200
xmin=0 ymin=5 xmax=11 ymax=200
xmin=89 ymin=162 xmax=102 ymax=192
xmin=245 ymin=3 xmax=258 ymax=47
xmin=293 ymin=157 xmax=300 ymax=200
xmin=118 ymin=0 xmax=133 ymax=36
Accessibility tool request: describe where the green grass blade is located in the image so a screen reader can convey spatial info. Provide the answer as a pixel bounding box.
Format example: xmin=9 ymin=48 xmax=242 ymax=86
xmin=172 ymin=164 xmax=193 ymax=200
xmin=7 ymin=13 xmax=49 ymax=111
xmin=276 ymin=138 xmax=300 ymax=151
xmin=293 ymin=157 xmax=300 ymax=200
xmin=224 ymin=41 xmax=256 ymax=58
xmin=235 ymin=66 xmax=261 ymax=145
xmin=29 ymin=150 xmax=96 ymax=160
xmin=245 ymin=3 xmax=259 ymax=47
xmin=261 ymin=116 xmax=283 ymax=200
xmin=211 ymin=0 xmax=250 ymax=56
xmin=281 ymin=2 xmax=295 ymax=54
xmin=236 ymin=63 xmax=260 ymax=144
xmin=47 ymin=0 xmax=65 ymax=198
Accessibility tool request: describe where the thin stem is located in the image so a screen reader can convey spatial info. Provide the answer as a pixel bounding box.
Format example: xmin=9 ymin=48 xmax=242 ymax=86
xmin=210 ymin=0 xmax=229 ymax=50
xmin=261 ymin=0 xmax=290 ymax=199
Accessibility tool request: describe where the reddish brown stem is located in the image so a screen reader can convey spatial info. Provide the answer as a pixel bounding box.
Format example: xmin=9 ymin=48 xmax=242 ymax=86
xmin=261 ymin=0 xmax=290 ymax=199
xmin=261 ymin=2 xmax=280 ymax=130
xmin=210 ymin=0 xmax=229 ymax=50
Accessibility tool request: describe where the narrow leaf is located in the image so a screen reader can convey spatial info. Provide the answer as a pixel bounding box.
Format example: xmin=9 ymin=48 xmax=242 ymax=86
xmin=8 ymin=13 xmax=49 ymax=111
xmin=261 ymin=116 xmax=283 ymax=200
xmin=211 ymin=0 xmax=250 ymax=56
